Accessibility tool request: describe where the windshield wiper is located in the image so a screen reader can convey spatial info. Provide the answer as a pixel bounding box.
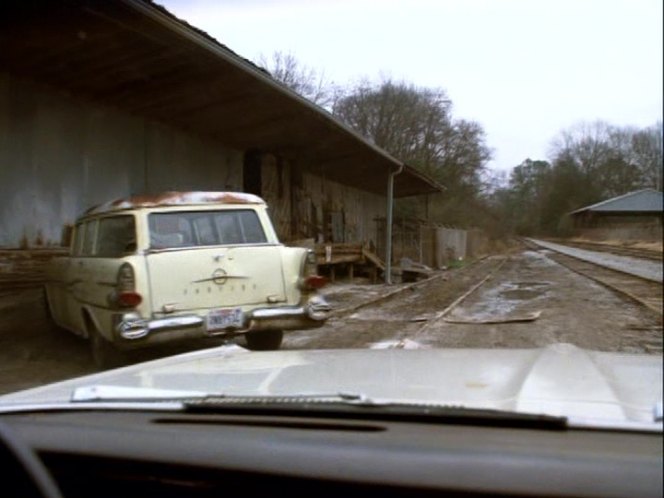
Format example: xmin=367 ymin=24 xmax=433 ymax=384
xmin=183 ymin=395 xmax=569 ymax=430
xmin=68 ymin=386 xmax=567 ymax=430
xmin=70 ymin=386 xmax=365 ymax=403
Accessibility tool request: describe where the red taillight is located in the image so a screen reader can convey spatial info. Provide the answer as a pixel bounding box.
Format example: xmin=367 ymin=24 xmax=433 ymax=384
xmin=303 ymin=275 xmax=327 ymax=290
xmin=115 ymin=263 xmax=141 ymax=308
xmin=299 ymin=250 xmax=325 ymax=291
xmin=117 ymin=291 xmax=142 ymax=308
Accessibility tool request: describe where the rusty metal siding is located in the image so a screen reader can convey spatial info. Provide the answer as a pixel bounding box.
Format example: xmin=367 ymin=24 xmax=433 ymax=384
xmin=435 ymin=228 xmax=467 ymax=266
xmin=0 ymin=72 xmax=243 ymax=248
xmin=145 ymin=123 xmax=242 ymax=193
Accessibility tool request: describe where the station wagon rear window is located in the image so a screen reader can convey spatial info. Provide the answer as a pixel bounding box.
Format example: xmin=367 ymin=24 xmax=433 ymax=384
xmin=148 ymin=210 xmax=267 ymax=249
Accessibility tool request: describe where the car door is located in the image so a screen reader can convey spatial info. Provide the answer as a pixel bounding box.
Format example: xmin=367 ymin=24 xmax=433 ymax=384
xmin=45 ymin=224 xmax=79 ymax=327
xmin=63 ymin=219 xmax=96 ymax=334
xmin=88 ymin=214 xmax=139 ymax=308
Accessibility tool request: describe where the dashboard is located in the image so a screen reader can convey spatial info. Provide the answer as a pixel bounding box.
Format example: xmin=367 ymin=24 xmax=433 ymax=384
xmin=1 ymin=409 xmax=662 ymax=497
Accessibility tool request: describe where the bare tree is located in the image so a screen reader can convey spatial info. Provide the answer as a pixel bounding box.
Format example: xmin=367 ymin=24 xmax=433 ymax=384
xmin=258 ymin=51 xmax=335 ymax=108
xmin=334 ymin=79 xmax=491 ymax=190
xmin=333 ymin=79 xmax=446 ymax=162
xmin=333 ymin=78 xmax=493 ymax=226
xmin=548 ymin=120 xmax=662 ymax=195
xmin=548 ymin=121 xmax=614 ymax=176
xmin=494 ymin=120 xmax=663 ymax=237
xmin=630 ymin=122 xmax=663 ymax=190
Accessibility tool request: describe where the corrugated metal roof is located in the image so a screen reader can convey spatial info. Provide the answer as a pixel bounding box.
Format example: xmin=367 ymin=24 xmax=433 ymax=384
xmin=569 ymin=189 xmax=663 ymax=215
xmin=0 ymin=0 xmax=443 ymax=198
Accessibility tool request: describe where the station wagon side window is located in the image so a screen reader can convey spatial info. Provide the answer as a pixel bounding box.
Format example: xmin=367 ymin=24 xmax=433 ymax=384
xmin=81 ymin=220 xmax=97 ymax=256
xmin=96 ymin=215 xmax=137 ymax=257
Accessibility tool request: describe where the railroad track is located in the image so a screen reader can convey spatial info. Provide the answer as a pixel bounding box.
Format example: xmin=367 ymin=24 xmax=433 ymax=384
xmin=524 ymin=239 xmax=663 ymax=318
xmin=330 ymin=254 xmax=495 ymax=319
xmin=404 ymin=257 xmax=509 ymax=343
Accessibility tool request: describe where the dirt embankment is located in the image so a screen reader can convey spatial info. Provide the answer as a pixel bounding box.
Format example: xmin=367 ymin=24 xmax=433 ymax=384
xmin=286 ymin=248 xmax=662 ymax=354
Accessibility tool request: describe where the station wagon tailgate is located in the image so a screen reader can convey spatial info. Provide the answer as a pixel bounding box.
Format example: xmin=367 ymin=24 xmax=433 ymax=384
xmin=146 ymin=246 xmax=287 ymax=312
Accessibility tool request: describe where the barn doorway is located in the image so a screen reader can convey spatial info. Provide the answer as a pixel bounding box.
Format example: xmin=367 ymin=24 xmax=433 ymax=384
xmin=243 ymin=150 xmax=262 ymax=196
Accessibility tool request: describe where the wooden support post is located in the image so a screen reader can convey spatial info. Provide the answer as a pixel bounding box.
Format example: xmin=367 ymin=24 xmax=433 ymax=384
xmin=349 ymin=263 xmax=354 ymax=282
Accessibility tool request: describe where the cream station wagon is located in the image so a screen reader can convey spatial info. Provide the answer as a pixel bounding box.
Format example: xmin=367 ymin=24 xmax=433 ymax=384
xmin=45 ymin=192 xmax=330 ymax=367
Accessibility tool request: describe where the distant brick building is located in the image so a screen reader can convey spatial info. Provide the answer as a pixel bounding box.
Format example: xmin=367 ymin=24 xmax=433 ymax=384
xmin=568 ymin=189 xmax=663 ymax=241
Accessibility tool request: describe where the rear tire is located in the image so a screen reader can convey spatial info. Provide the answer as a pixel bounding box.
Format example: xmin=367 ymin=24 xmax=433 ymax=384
xmin=87 ymin=317 xmax=128 ymax=369
xmin=244 ymin=330 xmax=283 ymax=351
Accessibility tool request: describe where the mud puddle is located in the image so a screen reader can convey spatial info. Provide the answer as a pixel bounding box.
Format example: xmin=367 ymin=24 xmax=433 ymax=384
xmin=447 ymin=278 xmax=552 ymax=322
xmin=419 ymin=249 xmax=662 ymax=353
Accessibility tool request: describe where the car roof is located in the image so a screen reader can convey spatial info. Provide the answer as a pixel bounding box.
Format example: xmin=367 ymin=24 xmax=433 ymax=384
xmin=83 ymin=191 xmax=266 ymax=217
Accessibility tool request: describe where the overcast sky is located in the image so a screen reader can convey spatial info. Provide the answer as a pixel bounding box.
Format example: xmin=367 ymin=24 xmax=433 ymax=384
xmin=160 ymin=0 xmax=663 ymax=172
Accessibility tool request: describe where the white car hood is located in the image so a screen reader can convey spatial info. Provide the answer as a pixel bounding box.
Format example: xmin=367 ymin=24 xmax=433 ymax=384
xmin=1 ymin=343 xmax=661 ymax=429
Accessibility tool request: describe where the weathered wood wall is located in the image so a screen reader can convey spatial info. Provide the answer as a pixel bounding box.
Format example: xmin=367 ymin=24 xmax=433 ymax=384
xmin=260 ymin=154 xmax=292 ymax=241
xmin=288 ymin=165 xmax=385 ymax=246
xmin=571 ymin=212 xmax=663 ymax=242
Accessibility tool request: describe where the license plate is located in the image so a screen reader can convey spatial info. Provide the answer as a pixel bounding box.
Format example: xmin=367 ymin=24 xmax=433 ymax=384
xmin=207 ymin=307 xmax=244 ymax=332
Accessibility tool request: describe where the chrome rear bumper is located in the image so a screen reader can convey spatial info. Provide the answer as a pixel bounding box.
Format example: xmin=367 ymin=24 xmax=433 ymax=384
xmin=114 ymin=295 xmax=331 ymax=343
xmin=251 ymin=295 xmax=330 ymax=322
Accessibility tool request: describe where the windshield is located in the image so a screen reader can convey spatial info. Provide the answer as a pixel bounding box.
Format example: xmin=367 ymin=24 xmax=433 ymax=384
xmin=0 ymin=0 xmax=661 ymax=433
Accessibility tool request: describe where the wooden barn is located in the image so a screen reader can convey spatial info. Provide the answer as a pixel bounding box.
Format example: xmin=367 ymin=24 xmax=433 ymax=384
xmin=0 ymin=0 xmax=442 ymax=286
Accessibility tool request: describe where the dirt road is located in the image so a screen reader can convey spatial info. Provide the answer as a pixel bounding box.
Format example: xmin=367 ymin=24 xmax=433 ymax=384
xmin=284 ymin=248 xmax=662 ymax=353
xmin=0 ymin=246 xmax=661 ymax=395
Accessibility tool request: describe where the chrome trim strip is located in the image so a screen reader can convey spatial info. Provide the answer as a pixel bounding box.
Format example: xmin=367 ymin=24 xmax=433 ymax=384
xmin=192 ymin=275 xmax=249 ymax=283
xmin=0 ymin=402 xmax=186 ymax=414
xmin=117 ymin=314 xmax=204 ymax=339
xmin=250 ymin=307 xmax=306 ymax=319
xmin=148 ymin=315 xmax=204 ymax=331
